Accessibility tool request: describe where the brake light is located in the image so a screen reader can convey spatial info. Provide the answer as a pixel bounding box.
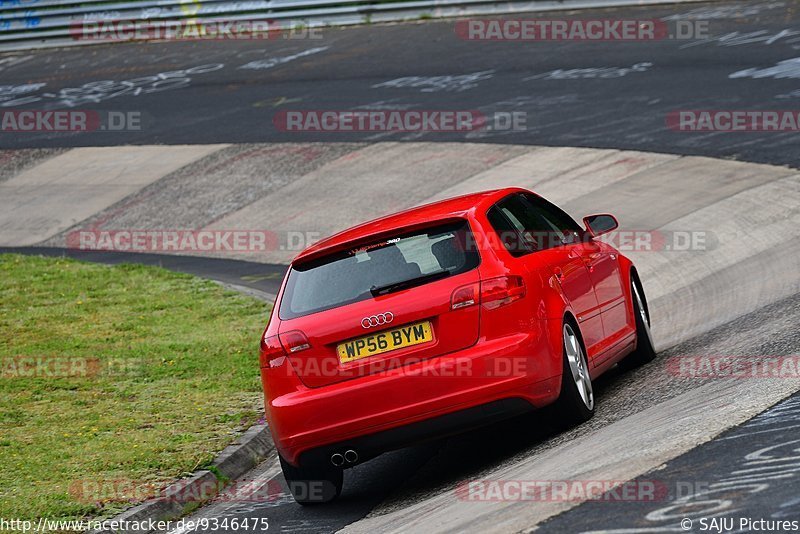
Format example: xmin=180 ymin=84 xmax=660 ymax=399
xmin=451 ymin=283 xmax=479 ymax=310
xmin=260 ymin=334 xmax=287 ymax=368
xmin=279 ymin=330 xmax=311 ymax=353
xmin=481 ymin=275 xmax=526 ymax=310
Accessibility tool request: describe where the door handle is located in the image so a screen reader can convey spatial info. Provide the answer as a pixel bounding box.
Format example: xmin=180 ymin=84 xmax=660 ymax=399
xmin=584 ymin=253 xmax=605 ymax=267
xmin=583 ymin=254 xmax=602 ymax=272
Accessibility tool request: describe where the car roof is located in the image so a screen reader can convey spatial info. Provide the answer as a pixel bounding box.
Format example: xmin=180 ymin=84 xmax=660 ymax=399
xmin=293 ymin=187 xmax=526 ymax=263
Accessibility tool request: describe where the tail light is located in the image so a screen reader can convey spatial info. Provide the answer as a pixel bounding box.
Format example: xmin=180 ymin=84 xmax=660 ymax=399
xmin=451 ymin=283 xmax=479 ymax=310
xmin=260 ymin=330 xmax=310 ymax=369
xmin=450 ymin=276 xmax=526 ymax=311
xmin=279 ymin=330 xmax=311 ymax=353
xmin=480 ymin=275 xmax=526 ymax=310
xmin=260 ymin=334 xmax=287 ymax=368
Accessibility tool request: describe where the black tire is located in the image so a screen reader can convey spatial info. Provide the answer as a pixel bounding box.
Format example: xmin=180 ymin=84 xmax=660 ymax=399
xmin=279 ymin=455 xmax=343 ymax=505
xmin=619 ymin=276 xmax=657 ymax=370
xmin=555 ymin=321 xmax=595 ymax=426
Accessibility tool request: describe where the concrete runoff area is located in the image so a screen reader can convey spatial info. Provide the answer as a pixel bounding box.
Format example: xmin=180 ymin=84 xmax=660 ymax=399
xmin=0 ymin=145 xmax=226 ymax=246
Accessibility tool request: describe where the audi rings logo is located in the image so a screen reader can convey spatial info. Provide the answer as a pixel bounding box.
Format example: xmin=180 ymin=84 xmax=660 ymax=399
xmin=361 ymin=312 xmax=394 ymax=329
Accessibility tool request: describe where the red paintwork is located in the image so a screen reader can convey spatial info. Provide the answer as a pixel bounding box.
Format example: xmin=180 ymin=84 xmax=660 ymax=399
xmin=260 ymin=187 xmax=640 ymax=466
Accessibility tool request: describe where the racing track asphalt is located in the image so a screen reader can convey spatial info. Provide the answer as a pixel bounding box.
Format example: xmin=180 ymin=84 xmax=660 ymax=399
xmin=538 ymin=385 xmax=800 ymax=532
xmin=1 ymin=0 xmax=800 ymax=167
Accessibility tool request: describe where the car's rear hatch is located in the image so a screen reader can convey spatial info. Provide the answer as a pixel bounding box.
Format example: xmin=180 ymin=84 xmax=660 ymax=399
xmin=277 ymin=219 xmax=481 ymax=388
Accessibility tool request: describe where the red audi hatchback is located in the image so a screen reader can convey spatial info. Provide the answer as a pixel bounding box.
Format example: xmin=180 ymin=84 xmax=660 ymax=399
xmin=259 ymin=187 xmax=656 ymax=503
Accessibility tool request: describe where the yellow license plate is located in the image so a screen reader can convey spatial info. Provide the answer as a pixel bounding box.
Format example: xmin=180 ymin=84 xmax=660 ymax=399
xmin=338 ymin=321 xmax=434 ymax=364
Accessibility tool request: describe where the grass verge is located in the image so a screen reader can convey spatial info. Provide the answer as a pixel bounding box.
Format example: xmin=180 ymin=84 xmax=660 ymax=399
xmin=0 ymin=254 xmax=270 ymax=520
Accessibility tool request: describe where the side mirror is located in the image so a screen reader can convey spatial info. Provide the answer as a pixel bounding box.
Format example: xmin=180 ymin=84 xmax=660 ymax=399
xmin=583 ymin=214 xmax=618 ymax=237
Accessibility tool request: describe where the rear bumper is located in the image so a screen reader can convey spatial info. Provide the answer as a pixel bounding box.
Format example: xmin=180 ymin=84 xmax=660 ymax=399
xmin=261 ymin=331 xmax=562 ymax=466
xmin=299 ymin=398 xmax=533 ymax=468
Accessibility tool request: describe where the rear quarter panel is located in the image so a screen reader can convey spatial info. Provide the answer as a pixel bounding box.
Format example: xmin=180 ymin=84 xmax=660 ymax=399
xmin=470 ymin=211 xmax=568 ymax=389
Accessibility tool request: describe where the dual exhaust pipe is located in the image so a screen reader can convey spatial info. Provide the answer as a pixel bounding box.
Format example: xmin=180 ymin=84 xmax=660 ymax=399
xmin=330 ymin=449 xmax=358 ymax=467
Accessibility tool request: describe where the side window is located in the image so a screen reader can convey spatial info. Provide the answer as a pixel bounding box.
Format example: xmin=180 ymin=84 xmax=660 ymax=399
xmin=522 ymin=194 xmax=582 ymax=236
xmin=520 ymin=194 xmax=583 ymax=247
xmin=487 ymin=205 xmax=531 ymax=257
xmin=487 ymin=193 xmax=584 ymax=256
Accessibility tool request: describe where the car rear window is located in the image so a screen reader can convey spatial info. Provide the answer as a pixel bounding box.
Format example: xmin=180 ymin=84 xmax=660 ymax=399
xmin=278 ymin=220 xmax=479 ymax=319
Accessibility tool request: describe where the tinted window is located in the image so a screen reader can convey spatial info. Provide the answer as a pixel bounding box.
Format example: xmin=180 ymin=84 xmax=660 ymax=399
xmin=522 ymin=193 xmax=582 ymax=237
xmin=488 ymin=194 xmax=583 ymax=255
xmin=279 ymin=220 xmax=479 ymax=319
xmin=487 ymin=205 xmax=532 ymax=257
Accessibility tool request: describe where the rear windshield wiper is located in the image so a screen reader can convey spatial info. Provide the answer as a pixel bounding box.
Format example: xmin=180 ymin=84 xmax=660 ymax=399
xmin=370 ymin=270 xmax=450 ymax=297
